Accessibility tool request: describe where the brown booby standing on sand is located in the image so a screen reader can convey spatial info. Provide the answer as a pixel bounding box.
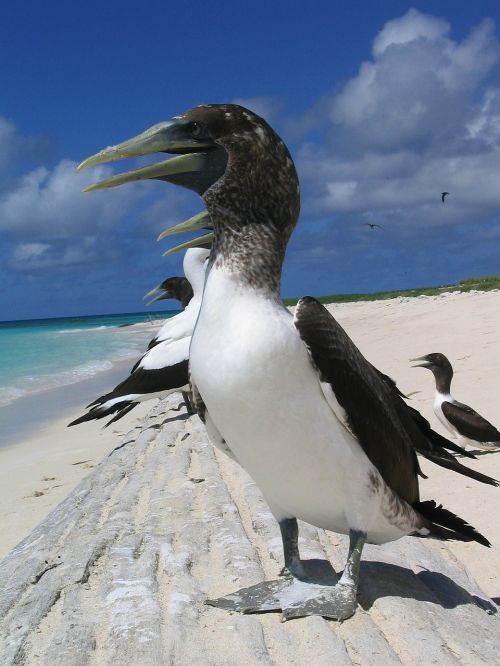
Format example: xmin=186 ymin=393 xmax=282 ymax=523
xmin=412 ymin=353 xmax=500 ymax=452
xmin=78 ymin=104 xmax=497 ymax=620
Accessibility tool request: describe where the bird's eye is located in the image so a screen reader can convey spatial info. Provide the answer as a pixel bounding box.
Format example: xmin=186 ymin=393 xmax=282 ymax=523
xmin=190 ymin=122 xmax=202 ymax=138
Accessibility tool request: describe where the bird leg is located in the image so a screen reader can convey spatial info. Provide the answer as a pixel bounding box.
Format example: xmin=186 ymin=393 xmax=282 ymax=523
xmin=282 ymin=529 xmax=366 ymax=621
xmin=278 ymin=518 xmax=306 ymax=579
xmin=205 ymin=529 xmax=365 ymax=621
xmin=181 ymin=391 xmax=196 ymax=415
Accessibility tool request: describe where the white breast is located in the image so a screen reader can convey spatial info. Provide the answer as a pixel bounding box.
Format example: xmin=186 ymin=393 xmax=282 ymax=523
xmin=154 ymin=296 xmax=200 ymax=343
xmin=190 ymin=268 xmax=413 ymax=543
xmin=433 ymin=391 xmax=459 ymax=438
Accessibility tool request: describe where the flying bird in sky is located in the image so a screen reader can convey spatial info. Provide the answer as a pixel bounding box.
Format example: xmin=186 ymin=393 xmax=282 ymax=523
xmin=441 ymin=192 xmax=449 ymax=202
xmin=362 ymin=223 xmax=384 ymax=230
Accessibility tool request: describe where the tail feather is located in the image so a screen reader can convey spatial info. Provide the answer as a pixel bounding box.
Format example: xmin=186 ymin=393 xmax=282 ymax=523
xmin=104 ymin=403 xmax=136 ymax=427
xmin=68 ymin=400 xmax=134 ymax=427
xmin=415 ymin=499 xmax=491 ymax=547
xmin=421 ymin=450 xmax=499 ymax=487
xmin=424 ymin=426 xmax=476 ymax=459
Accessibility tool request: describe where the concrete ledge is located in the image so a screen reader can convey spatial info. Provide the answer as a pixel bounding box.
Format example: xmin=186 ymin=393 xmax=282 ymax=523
xmin=1 ymin=395 xmax=499 ymax=665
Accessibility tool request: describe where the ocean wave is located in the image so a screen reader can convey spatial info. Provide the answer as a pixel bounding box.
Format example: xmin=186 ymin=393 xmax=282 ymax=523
xmin=0 ymin=359 xmax=115 ymax=407
xmin=57 ymin=325 xmax=113 ymax=334
xmin=0 ymin=387 xmax=27 ymax=408
xmin=0 ymin=323 xmax=155 ymax=408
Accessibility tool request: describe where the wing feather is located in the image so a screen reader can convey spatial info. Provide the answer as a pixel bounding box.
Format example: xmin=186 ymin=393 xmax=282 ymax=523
xmin=294 ymin=297 xmax=498 ymax=494
xmin=294 ymin=297 xmax=421 ymax=504
xmin=442 ymin=401 xmax=500 ymax=442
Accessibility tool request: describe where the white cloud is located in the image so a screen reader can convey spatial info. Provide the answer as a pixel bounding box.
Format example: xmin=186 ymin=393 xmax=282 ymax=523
xmin=11 ymin=242 xmax=50 ymax=262
xmin=0 ymin=117 xmax=19 ymax=174
xmin=0 ymin=159 xmax=148 ymax=240
xmin=466 ymin=87 xmax=500 ymax=146
xmin=231 ymin=95 xmax=283 ymax=121
xmin=0 ymin=116 xmax=53 ymax=176
xmin=8 ymin=236 xmax=118 ymax=272
xmin=296 ymin=10 xmax=500 ymax=234
xmin=372 ymin=9 xmax=449 ymax=57
xmin=328 ymin=13 xmax=498 ymax=152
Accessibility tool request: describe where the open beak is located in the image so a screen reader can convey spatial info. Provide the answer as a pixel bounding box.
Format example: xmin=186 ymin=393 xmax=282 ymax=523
xmin=157 ymin=211 xmax=212 ymax=241
xmin=410 ymin=356 xmax=432 ymax=369
xmin=77 ymin=118 xmax=227 ymax=195
xmin=143 ymin=283 xmax=172 ymax=302
xmin=163 ymin=232 xmax=214 ymax=256
xmin=145 ymin=290 xmax=175 ymax=306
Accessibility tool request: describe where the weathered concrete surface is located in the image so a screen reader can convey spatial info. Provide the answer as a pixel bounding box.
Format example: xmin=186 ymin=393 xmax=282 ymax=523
xmin=1 ymin=395 xmax=499 ymax=665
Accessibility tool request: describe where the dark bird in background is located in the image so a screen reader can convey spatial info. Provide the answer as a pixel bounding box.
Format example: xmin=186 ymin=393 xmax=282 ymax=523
xmin=77 ymin=103 xmax=497 ymax=621
xmin=412 ymin=353 xmax=500 ymax=452
xmin=362 ymin=223 xmax=384 ymax=230
xmin=441 ymin=192 xmax=449 ymax=203
xmin=144 ymin=276 xmax=193 ymax=310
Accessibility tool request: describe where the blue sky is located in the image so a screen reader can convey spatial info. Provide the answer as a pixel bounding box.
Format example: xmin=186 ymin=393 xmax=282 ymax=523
xmin=2 ymin=1 xmax=500 ymax=319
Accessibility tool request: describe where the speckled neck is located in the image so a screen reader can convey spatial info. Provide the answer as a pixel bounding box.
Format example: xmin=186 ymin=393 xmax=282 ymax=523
xmin=202 ymin=127 xmax=300 ymax=295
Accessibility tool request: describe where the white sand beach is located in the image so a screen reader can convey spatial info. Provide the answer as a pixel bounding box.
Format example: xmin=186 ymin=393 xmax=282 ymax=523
xmin=1 ymin=290 xmax=499 ymax=600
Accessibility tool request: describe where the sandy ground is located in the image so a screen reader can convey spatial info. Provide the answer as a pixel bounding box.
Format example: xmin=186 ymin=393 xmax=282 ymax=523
xmin=1 ymin=291 xmax=499 ymax=599
xmin=0 ymin=321 xmax=164 ymax=559
xmin=325 ymin=289 xmax=500 ymax=601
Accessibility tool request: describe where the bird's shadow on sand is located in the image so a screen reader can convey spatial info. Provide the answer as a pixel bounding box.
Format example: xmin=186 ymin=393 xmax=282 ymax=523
xmin=108 ymin=413 xmax=190 ymax=456
xmin=294 ymin=559 xmax=497 ymax=615
xmin=468 ymin=449 xmax=500 ymax=457
xmin=157 ymin=412 xmax=190 ymax=427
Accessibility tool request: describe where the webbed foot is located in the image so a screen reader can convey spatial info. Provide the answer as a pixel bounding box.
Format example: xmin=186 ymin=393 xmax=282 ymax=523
xmin=205 ymin=574 xmax=357 ymax=621
xmin=205 ymin=558 xmax=356 ymax=620
xmin=206 ymin=530 xmax=366 ymax=622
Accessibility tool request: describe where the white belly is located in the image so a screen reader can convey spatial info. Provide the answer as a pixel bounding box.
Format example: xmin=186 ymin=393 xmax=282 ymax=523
xmin=190 ymin=270 xmax=412 ymax=543
xmin=433 ymin=392 xmax=459 ymax=438
xmin=434 ymin=393 xmax=499 ymax=450
xmin=433 ymin=392 xmax=476 ymax=448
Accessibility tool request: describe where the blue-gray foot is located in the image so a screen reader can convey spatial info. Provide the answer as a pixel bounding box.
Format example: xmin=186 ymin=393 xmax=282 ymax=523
xmin=205 ymin=576 xmax=358 ymax=620
xmin=205 ymin=530 xmax=366 ymax=621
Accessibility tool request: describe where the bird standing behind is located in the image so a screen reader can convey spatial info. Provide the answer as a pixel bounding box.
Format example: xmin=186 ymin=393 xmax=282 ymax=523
xmin=144 ymin=276 xmax=193 ymax=309
xmin=68 ymin=248 xmax=209 ymax=427
xmin=412 ymin=353 xmax=500 ymax=452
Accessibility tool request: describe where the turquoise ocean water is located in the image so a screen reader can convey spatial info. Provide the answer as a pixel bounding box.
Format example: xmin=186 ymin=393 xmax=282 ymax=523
xmin=0 ymin=311 xmax=174 ymax=409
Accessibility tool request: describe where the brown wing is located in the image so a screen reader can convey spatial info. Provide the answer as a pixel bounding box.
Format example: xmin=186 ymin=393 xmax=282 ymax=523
xmin=442 ymin=401 xmax=500 ymax=442
xmin=294 ymin=297 xmax=421 ymax=504
xmin=294 ymin=297 xmax=499 ymax=494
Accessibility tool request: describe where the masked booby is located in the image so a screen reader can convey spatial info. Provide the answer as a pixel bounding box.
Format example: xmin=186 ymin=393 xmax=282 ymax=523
xmin=412 ymin=353 xmax=500 ymax=452
xmin=144 ymin=276 xmax=193 ymax=309
xmin=68 ymin=247 xmax=209 ymax=427
xmin=78 ymin=104 xmax=497 ymax=621
xmin=147 ymin=246 xmax=209 ymax=349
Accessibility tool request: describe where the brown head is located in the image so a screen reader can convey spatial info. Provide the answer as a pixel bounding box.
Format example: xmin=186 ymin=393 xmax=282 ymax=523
xmin=411 ymin=352 xmax=454 ymax=393
xmin=78 ymin=104 xmax=300 ymax=292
